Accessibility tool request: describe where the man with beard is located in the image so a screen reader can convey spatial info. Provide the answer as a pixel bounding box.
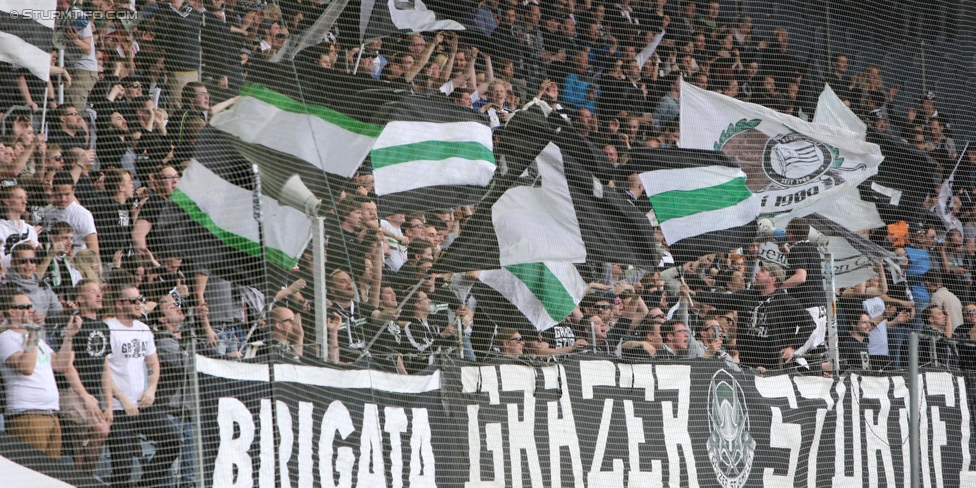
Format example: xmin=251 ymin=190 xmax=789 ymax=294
xmin=5 ymin=243 xmax=63 ymax=329
xmin=48 ymin=104 xmax=88 ymax=153
xmin=95 ymin=110 xmax=136 ymax=170
xmin=103 ymin=283 xmax=181 ymax=487
xmin=735 ymin=262 xmax=815 ymax=371
xmin=150 ymin=293 xmax=197 ymax=487
xmin=326 ymin=197 xmax=377 ymax=280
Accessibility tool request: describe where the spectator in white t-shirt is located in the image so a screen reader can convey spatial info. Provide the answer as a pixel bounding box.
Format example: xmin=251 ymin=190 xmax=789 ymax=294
xmin=35 ymin=171 xmax=98 ymax=257
xmin=0 ymin=289 xmax=74 ymax=457
xmin=0 ymin=185 xmax=40 ymax=268
xmin=103 ymin=282 xmax=181 ymax=487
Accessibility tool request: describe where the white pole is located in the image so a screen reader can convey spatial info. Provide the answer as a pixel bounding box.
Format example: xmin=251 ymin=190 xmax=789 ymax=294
xmin=314 ymin=216 xmax=328 ymax=360
xmin=57 ymin=50 xmax=65 ymax=105
xmin=823 ymin=252 xmax=840 ymax=372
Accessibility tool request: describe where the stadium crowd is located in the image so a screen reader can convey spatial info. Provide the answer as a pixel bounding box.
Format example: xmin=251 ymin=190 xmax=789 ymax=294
xmin=0 ymin=0 xmax=974 ymax=486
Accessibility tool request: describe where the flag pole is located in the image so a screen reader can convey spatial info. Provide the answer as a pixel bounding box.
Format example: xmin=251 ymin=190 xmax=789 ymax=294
xmin=57 ymin=50 xmax=65 ymax=105
xmin=823 ymin=251 xmax=839 ymax=374
xmin=352 ymin=43 xmax=366 ymax=75
xmin=40 ymin=84 xmax=50 ymax=135
xmin=313 ymin=216 xmax=328 ymax=360
xmin=237 ymin=164 xmax=273 ymax=355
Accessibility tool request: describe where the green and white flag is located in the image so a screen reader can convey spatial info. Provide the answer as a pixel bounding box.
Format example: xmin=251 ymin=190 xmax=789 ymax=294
xmin=639 ymin=164 xmax=760 ymax=245
xmin=370 ymin=95 xmax=495 ymax=212
xmin=172 ymin=160 xmax=313 ymax=272
xmin=211 ymin=82 xmax=383 ymax=179
xmin=477 ymin=262 xmax=586 ymax=331
xmin=679 ymin=80 xmax=884 ymax=220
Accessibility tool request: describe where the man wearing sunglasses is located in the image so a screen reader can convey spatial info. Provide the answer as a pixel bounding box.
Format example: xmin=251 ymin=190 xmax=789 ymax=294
xmin=580 ymin=288 xmax=649 ymax=355
xmin=104 ymin=284 xmax=181 ymax=487
xmin=0 ymin=289 xmax=75 ymax=458
xmin=499 ymin=328 xmax=524 ymax=356
xmin=6 ymin=243 xmax=63 ymax=331
xmin=622 ymin=307 xmax=668 ymax=359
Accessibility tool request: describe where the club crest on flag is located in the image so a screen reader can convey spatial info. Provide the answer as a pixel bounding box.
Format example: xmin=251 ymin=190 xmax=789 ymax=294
xmin=682 ymin=81 xmax=883 ymax=219
xmin=715 ymin=119 xmax=850 ymax=193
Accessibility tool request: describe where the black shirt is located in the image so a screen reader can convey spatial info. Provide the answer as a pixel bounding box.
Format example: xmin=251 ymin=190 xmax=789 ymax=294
xmin=71 ymin=316 xmax=112 ymax=396
xmin=787 ymin=240 xmax=827 ymax=308
xmin=540 ymin=323 xmax=577 ymax=350
xmin=137 ymin=193 xmax=178 ymax=254
xmin=838 ymin=333 xmax=871 ymax=371
xmin=156 ymin=3 xmax=202 ymax=73
xmin=736 ymin=289 xmax=816 ymax=370
xmin=91 ymin=194 xmax=133 ymax=263
xmin=48 ymin=128 xmax=88 ymax=153
xmin=325 ymin=222 xmax=369 ymax=279
xmin=328 ymin=301 xmax=378 ymax=364
xmin=401 ymin=315 xmax=451 ymax=374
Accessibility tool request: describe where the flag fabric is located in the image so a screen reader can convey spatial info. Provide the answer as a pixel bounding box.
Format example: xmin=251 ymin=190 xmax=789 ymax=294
xmin=208 ymin=59 xmax=399 ymax=206
xmin=634 ymin=31 xmax=665 ymax=71
xmin=628 ymin=147 xmax=760 ymax=262
xmin=360 ymin=0 xmax=464 ymax=43
xmin=813 ymin=83 xmax=866 ymax=139
xmin=0 ymin=0 xmax=56 ymax=81
xmin=371 ymin=94 xmax=496 ymax=214
xmin=934 ymin=144 xmax=968 ymax=232
xmin=477 ymin=262 xmax=586 ymax=331
xmin=210 ymin=80 xmax=381 ymax=180
xmin=796 ymin=84 xmax=884 ymax=232
xmin=436 ymin=106 xmax=660 ymax=273
xmin=171 ymin=160 xmax=313 ymax=280
xmin=271 ymin=0 xmax=349 ymax=62
xmin=680 ymin=81 xmax=884 ymax=221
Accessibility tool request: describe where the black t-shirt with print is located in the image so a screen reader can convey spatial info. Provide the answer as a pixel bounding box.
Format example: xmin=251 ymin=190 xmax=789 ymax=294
xmin=71 ymin=316 xmax=112 ymax=395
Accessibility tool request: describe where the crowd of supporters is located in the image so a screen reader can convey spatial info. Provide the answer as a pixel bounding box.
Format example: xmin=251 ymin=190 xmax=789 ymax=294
xmin=0 ymin=0 xmax=973 ymax=485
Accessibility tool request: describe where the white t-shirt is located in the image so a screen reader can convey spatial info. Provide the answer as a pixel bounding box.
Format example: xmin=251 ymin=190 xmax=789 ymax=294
xmin=105 ymin=317 xmax=156 ymax=411
xmin=0 ymin=219 xmax=39 ymax=267
xmin=380 ymin=219 xmax=407 ymax=271
xmin=0 ymin=330 xmax=59 ymax=414
xmin=36 ymin=201 xmax=97 ymax=254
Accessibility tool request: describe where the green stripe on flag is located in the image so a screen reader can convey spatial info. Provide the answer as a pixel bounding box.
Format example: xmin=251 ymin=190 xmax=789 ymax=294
xmin=171 ymin=189 xmax=299 ymax=270
xmin=239 ymin=83 xmax=383 ymax=138
xmin=648 ymin=177 xmax=753 ymax=222
xmin=370 ymin=140 xmax=496 ymax=169
xmin=504 ymin=263 xmax=577 ymax=323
